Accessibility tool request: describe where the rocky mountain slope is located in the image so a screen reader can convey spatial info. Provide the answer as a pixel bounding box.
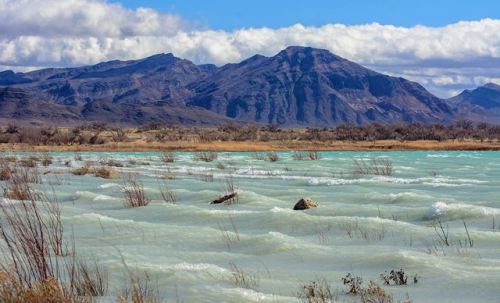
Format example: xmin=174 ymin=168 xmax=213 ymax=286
xmin=0 ymin=46 xmax=495 ymax=126
xmin=447 ymin=83 xmax=500 ymax=123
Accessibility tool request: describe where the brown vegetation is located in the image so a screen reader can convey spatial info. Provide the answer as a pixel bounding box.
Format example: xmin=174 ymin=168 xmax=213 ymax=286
xmin=2 ymin=121 xmax=500 ymax=152
xmin=122 ymin=174 xmax=151 ymax=208
xmin=0 ymin=171 xmax=108 ymax=303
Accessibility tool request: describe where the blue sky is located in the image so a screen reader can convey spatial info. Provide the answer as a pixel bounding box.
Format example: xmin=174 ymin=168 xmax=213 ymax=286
xmin=121 ymin=0 xmax=500 ymax=30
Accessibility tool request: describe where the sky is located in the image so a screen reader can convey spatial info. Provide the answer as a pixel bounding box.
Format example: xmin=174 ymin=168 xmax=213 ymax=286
xmin=0 ymin=0 xmax=499 ymax=97
xmin=121 ymin=0 xmax=500 ymax=30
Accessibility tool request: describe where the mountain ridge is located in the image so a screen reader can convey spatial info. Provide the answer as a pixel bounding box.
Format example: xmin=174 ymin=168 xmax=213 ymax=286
xmin=0 ymin=46 xmax=498 ymax=126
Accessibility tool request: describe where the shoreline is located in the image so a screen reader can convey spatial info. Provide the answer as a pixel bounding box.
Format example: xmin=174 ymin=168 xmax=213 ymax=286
xmin=2 ymin=139 xmax=500 ymax=152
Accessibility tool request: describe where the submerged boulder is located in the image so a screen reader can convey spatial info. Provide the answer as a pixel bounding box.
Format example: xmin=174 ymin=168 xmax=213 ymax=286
xmin=293 ymin=198 xmax=318 ymax=210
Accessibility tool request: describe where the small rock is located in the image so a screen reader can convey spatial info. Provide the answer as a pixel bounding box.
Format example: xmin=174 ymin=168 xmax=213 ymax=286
xmin=293 ymin=197 xmax=318 ymax=210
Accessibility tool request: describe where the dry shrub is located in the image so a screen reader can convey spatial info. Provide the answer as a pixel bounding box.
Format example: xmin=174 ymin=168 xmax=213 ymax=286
xmin=68 ymin=259 xmax=108 ymax=298
xmin=297 ymin=278 xmax=335 ymax=303
xmin=292 ymin=152 xmax=306 ymax=160
xmin=308 ymin=151 xmax=321 ymax=160
xmin=352 ymin=158 xmax=393 ymax=177
xmin=72 ymin=166 xmax=90 ymax=176
xmin=122 ymin=174 xmax=150 ymax=208
xmin=0 ymin=156 xmax=17 ymax=164
xmin=229 ymin=262 xmax=259 ymax=290
xmin=361 ymin=281 xmax=395 ymax=303
xmin=266 ymin=152 xmax=279 ymax=162
xmin=342 ymin=273 xmax=363 ymax=295
xmin=93 ymin=167 xmax=119 ymax=179
xmin=0 ymin=273 xmax=73 ymax=303
xmin=41 ymin=153 xmax=53 ymax=167
xmin=117 ymin=271 xmax=161 ymax=303
xmin=19 ymin=158 xmax=37 ymax=168
xmin=2 ymin=166 xmax=43 ymax=200
xmin=0 ymin=165 xmax=12 ymax=181
xmin=160 ymin=152 xmax=175 ymax=163
xmin=159 ymin=183 xmax=177 ymax=204
xmin=100 ymin=159 xmax=124 ymax=167
xmin=0 ymin=179 xmax=108 ymax=303
xmin=252 ymin=152 xmax=266 ymax=160
xmin=194 ymin=151 xmax=217 ymax=162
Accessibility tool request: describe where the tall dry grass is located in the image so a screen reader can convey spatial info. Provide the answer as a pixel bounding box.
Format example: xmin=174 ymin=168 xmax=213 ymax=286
xmin=0 ymin=163 xmax=108 ymax=302
xmin=122 ymin=174 xmax=151 ymax=208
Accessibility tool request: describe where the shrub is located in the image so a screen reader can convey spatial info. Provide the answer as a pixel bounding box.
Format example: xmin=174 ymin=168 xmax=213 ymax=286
xmin=0 ymin=175 xmax=108 ymax=303
xmin=352 ymin=158 xmax=393 ymax=177
xmin=308 ymin=151 xmax=321 ymax=160
xmin=160 ymin=152 xmax=175 ymax=163
xmin=41 ymin=153 xmax=53 ymax=166
xmin=292 ymin=152 xmax=306 ymax=160
xmin=122 ymin=174 xmax=150 ymax=208
xmin=72 ymin=166 xmax=91 ymax=176
xmin=194 ymin=151 xmax=217 ymax=162
xmin=266 ymin=152 xmax=279 ymax=162
xmin=229 ymin=262 xmax=259 ymax=290
xmin=117 ymin=272 xmax=160 ymax=303
xmin=342 ymin=273 xmax=363 ymax=295
xmin=0 ymin=165 xmax=11 ymax=181
xmin=297 ymin=278 xmax=335 ymax=303
xmin=93 ymin=167 xmax=119 ymax=179
xmin=159 ymin=183 xmax=177 ymax=204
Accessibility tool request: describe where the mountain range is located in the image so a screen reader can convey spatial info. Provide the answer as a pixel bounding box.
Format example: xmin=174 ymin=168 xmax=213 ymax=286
xmin=0 ymin=46 xmax=499 ymax=127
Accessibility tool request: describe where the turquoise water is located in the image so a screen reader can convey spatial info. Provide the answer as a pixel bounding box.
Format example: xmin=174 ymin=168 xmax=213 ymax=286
xmin=2 ymin=151 xmax=500 ymax=302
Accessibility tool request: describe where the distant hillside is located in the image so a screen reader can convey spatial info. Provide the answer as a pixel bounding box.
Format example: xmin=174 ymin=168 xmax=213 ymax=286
xmin=0 ymin=46 xmax=496 ymax=126
xmin=447 ymin=83 xmax=500 ymax=123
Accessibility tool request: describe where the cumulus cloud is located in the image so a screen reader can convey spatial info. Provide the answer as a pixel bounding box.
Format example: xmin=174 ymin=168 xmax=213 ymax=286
xmin=0 ymin=0 xmax=499 ymax=97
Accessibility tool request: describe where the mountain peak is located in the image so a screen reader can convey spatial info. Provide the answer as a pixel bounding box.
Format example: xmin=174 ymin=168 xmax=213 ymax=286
xmin=483 ymin=82 xmax=500 ymax=90
xmin=277 ymin=46 xmax=341 ymax=59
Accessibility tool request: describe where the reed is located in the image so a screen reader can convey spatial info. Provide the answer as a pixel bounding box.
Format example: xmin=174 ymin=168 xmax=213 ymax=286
xmin=266 ymin=151 xmax=279 ymax=162
xmin=160 ymin=152 xmax=176 ymax=163
xmin=228 ymin=262 xmax=259 ymax=290
xmin=159 ymin=182 xmax=177 ymax=204
xmin=0 ymin=173 xmax=108 ymax=302
xmin=194 ymin=151 xmax=218 ymax=162
xmin=117 ymin=271 xmax=161 ymax=303
xmin=352 ymin=158 xmax=393 ymax=177
xmin=297 ymin=278 xmax=335 ymax=303
xmin=122 ymin=174 xmax=151 ymax=208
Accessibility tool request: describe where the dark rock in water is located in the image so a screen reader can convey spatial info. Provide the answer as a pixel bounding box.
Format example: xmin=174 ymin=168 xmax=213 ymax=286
xmin=293 ymin=197 xmax=318 ymax=210
xmin=212 ymin=192 xmax=238 ymax=204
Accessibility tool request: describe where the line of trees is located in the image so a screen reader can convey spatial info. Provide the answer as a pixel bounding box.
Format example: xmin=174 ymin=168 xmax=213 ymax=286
xmin=1 ymin=120 xmax=500 ymax=145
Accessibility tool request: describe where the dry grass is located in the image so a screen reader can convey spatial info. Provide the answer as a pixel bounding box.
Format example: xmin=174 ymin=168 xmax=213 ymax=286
xmin=194 ymin=151 xmax=218 ymax=162
xmin=72 ymin=166 xmax=91 ymax=176
xmin=68 ymin=258 xmax=108 ymax=298
xmin=352 ymin=158 xmax=393 ymax=177
xmin=122 ymin=174 xmax=150 ymax=208
xmin=0 ymin=165 xmax=12 ymax=181
xmin=266 ymin=151 xmax=279 ymax=162
xmin=41 ymin=153 xmax=53 ymax=166
xmin=297 ymin=278 xmax=336 ymax=303
xmin=159 ymin=182 xmax=177 ymax=204
xmin=93 ymin=167 xmax=119 ymax=179
xmin=228 ymin=262 xmax=259 ymax=290
xmin=117 ymin=272 xmax=161 ymax=303
xmin=160 ymin=152 xmax=175 ymax=163
xmin=0 ymin=170 xmax=108 ymax=302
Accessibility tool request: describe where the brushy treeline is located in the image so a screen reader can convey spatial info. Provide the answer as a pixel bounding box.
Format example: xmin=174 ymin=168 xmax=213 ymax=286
xmin=1 ymin=120 xmax=500 ymax=145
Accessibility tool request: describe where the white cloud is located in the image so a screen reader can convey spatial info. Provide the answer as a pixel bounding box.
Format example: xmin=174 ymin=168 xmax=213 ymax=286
xmin=0 ymin=0 xmax=499 ymax=97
